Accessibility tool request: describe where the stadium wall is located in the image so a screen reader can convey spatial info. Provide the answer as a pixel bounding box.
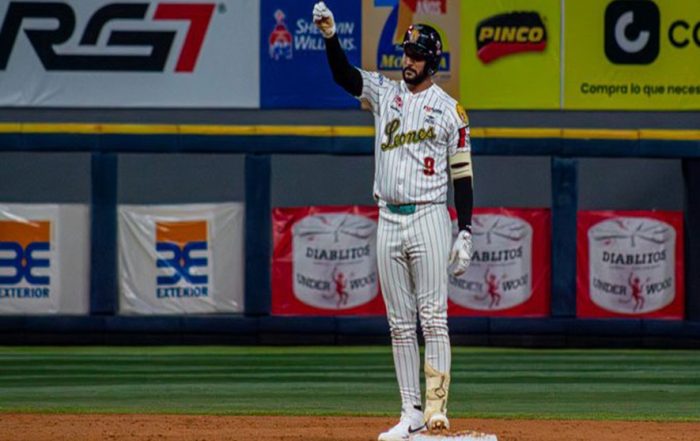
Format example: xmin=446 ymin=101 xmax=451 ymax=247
xmin=0 ymin=122 xmax=698 ymax=347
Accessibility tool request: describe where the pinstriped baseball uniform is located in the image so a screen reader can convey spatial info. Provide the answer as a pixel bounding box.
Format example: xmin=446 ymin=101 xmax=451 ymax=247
xmin=358 ymin=69 xmax=471 ymax=411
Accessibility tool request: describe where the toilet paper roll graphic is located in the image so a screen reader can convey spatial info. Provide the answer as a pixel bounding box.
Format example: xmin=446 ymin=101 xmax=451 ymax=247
xmin=292 ymin=213 xmax=378 ymax=310
xmin=588 ymin=217 xmax=675 ymax=314
xmin=449 ymin=214 xmax=533 ymax=311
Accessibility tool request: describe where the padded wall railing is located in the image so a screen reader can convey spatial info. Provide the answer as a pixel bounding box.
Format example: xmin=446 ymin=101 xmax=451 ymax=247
xmin=0 ymin=124 xmax=699 ymax=343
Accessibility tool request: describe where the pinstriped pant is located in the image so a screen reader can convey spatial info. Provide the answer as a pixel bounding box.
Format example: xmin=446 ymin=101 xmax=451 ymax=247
xmin=377 ymin=203 xmax=452 ymax=411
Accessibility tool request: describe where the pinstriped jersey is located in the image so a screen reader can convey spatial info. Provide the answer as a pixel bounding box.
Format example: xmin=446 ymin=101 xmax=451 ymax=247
xmin=358 ymin=69 xmax=470 ymax=205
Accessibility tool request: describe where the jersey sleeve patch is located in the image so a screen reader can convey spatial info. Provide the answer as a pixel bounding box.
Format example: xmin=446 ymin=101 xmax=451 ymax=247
xmin=458 ymin=126 xmax=467 ymax=148
xmin=456 ymin=103 xmax=469 ymax=125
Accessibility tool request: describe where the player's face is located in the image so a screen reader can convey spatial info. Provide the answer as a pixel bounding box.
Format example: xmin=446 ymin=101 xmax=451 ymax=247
xmin=402 ymin=49 xmax=428 ymax=85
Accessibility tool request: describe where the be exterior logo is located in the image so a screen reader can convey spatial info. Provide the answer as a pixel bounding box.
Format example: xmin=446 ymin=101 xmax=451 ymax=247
xmin=605 ymin=0 xmax=699 ymax=65
xmin=0 ymin=1 xmax=216 ymax=72
xmin=0 ymin=220 xmax=51 ymax=300
xmin=155 ymin=220 xmax=209 ymax=299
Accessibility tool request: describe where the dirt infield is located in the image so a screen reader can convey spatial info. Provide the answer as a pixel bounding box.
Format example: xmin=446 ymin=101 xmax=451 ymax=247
xmin=2 ymin=414 xmax=700 ymax=441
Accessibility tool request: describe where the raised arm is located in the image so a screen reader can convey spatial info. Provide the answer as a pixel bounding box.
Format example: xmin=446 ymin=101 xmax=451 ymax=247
xmin=313 ymin=2 xmax=362 ymax=97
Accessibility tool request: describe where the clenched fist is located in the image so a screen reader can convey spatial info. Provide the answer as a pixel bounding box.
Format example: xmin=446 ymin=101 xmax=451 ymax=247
xmin=313 ymin=2 xmax=336 ymax=39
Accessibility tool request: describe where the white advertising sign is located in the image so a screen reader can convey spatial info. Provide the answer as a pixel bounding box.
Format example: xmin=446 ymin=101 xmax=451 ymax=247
xmin=0 ymin=204 xmax=89 ymax=315
xmin=0 ymin=0 xmax=259 ymax=107
xmin=292 ymin=213 xmax=378 ymax=310
xmin=118 ymin=203 xmax=244 ymax=314
xmin=588 ymin=217 xmax=676 ymax=314
xmin=449 ymin=214 xmax=533 ymax=311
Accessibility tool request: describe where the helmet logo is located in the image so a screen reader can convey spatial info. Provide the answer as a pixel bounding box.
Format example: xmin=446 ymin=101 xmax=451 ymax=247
xmin=409 ymin=28 xmax=421 ymax=43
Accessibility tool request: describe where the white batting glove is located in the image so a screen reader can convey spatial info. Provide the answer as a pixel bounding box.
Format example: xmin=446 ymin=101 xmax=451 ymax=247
xmin=449 ymin=230 xmax=473 ymax=276
xmin=313 ymin=1 xmax=336 ymax=39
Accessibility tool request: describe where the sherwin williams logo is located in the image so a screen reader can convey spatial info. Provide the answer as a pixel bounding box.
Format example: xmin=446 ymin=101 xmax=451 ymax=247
xmin=155 ymin=220 xmax=209 ymax=299
xmin=269 ymin=9 xmax=293 ymax=60
xmin=0 ymin=220 xmax=51 ymax=299
xmin=476 ymin=12 xmax=547 ymax=64
xmin=0 ymin=1 xmax=216 ymax=72
xmin=268 ymin=7 xmax=356 ymax=61
xmin=376 ymin=0 xmax=450 ymax=71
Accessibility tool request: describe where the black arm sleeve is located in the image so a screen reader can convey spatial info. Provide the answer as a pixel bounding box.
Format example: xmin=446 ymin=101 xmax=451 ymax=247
xmin=324 ymin=34 xmax=363 ymax=97
xmin=453 ymin=177 xmax=474 ymax=232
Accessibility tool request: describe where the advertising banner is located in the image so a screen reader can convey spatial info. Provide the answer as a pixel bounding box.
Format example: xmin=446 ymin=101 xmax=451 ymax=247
xmin=272 ymin=206 xmax=386 ymax=316
xmin=260 ymin=0 xmax=361 ymax=108
xmin=362 ymin=0 xmax=461 ymax=98
xmin=448 ymin=208 xmax=551 ymax=317
xmin=460 ymin=0 xmax=561 ymax=109
xmin=0 ymin=0 xmax=259 ymax=107
xmin=118 ymin=203 xmax=244 ymax=315
xmin=577 ymin=211 xmax=684 ymax=319
xmin=564 ymin=0 xmax=700 ymax=110
xmin=0 ymin=204 xmax=89 ymax=315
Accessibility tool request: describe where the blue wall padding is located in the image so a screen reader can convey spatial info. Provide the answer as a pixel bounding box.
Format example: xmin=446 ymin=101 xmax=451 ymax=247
xmin=568 ymin=319 xmax=642 ymax=336
xmin=337 ymin=317 xmax=390 ymax=335
xmin=182 ymin=316 xmax=258 ymax=334
xmin=1 ymin=133 xmax=698 ymax=157
xmin=682 ymin=159 xmax=700 ymax=321
xmin=643 ymin=320 xmax=700 ymax=338
xmin=550 ymin=157 xmax=578 ymax=317
xmin=0 ymin=317 xmax=698 ymax=340
xmin=489 ymin=318 xmax=568 ymax=335
xmin=245 ymin=154 xmax=272 ymax=316
xmin=90 ymin=152 xmax=118 ymax=315
xmin=448 ymin=317 xmax=490 ymax=334
xmin=259 ymin=316 xmax=336 ymax=333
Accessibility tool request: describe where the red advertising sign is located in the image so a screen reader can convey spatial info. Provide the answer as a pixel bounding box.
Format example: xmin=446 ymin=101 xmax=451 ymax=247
xmin=577 ymin=211 xmax=684 ymax=319
xmin=272 ymin=206 xmax=386 ymax=316
xmin=447 ymin=208 xmax=551 ymax=317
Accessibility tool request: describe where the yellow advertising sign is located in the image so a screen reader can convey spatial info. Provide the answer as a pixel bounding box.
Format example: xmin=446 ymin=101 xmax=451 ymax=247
xmin=362 ymin=0 xmax=461 ymax=98
xmin=565 ymin=0 xmax=700 ymax=110
xmin=459 ymin=0 xmax=561 ymax=109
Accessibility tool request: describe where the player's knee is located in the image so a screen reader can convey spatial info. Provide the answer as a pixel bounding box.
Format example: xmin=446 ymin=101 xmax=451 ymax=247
xmin=421 ymin=320 xmax=448 ymax=339
xmin=389 ymin=321 xmax=417 ymax=341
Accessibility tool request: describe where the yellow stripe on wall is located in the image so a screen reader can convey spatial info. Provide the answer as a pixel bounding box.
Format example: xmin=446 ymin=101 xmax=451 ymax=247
xmin=640 ymin=130 xmax=700 ymax=141
xmin=0 ymin=123 xmax=697 ymax=142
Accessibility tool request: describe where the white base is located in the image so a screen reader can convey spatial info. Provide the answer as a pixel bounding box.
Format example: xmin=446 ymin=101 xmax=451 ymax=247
xmin=411 ymin=431 xmax=498 ymax=441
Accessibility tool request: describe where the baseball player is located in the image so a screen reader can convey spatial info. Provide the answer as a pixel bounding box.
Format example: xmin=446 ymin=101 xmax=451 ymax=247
xmin=313 ymin=2 xmax=474 ymax=439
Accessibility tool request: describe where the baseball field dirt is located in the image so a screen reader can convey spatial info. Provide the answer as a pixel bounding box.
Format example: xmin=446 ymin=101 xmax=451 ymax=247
xmin=1 ymin=347 xmax=699 ymax=440
xmin=2 ymin=414 xmax=700 ymax=441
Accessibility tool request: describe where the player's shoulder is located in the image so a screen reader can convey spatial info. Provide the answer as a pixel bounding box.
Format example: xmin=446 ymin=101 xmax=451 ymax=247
xmin=432 ymin=86 xmax=469 ymax=126
xmin=360 ymin=69 xmax=399 ymax=90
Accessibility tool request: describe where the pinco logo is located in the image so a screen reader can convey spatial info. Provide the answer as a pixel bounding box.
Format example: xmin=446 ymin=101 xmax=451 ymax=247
xmin=476 ymin=12 xmax=547 ymax=64
xmin=0 ymin=1 xmax=216 ymax=72
xmin=155 ymin=220 xmax=209 ymax=299
xmin=376 ymin=0 xmax=450 ymax=71
xmin=0 ymin=220 xmax=51 ymax=299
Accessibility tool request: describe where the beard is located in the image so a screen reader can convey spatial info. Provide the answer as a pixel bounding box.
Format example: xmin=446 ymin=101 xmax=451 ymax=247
xmin=402 ymin=66 xmax=429 ymax=85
